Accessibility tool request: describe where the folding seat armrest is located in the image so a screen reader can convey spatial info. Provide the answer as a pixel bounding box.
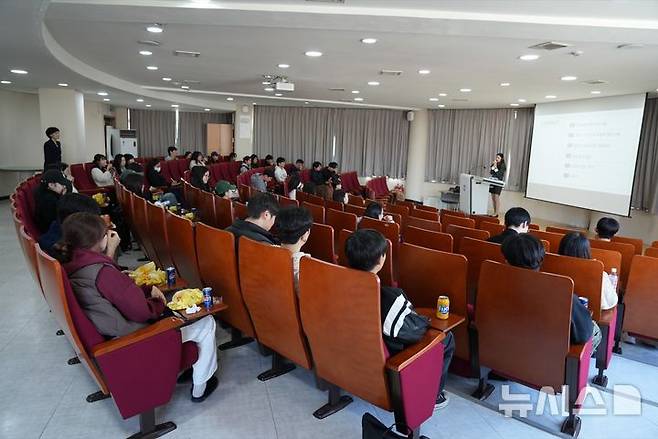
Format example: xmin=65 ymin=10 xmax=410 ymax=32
xmin=599 ymin=307 xmax=616 ymax=326
xmin=91 ymin=317 xmax=185 ymax=358
xmin=565 ymin=339 xmax=593 ymax=407
xmin=385 ymin=329 xmax=445 ymax=372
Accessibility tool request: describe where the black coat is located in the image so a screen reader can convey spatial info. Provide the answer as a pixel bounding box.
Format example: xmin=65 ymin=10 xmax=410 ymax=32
xmin=487 ymin=228 xmax=518 ymax=244
xmin=43 ymin=139 xmax=62 ymax=168
xmin=225 ymin=219 xmax=278 ymax=251
xmin=33 ymin=185 xmax=61 ymax=233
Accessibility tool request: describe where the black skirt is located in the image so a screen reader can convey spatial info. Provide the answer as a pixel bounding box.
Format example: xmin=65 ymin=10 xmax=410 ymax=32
xmin=489 ymin=185 xmax=502 ymax=195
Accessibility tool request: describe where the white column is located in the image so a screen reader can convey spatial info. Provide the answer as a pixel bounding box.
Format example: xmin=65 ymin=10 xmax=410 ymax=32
xmin=233 ymin=102 xmax=254 ymax=158
xmin=405 ymin=109 xmax=429 ymax=202
xmin=38 ymin=88 xmax=86 ymax=164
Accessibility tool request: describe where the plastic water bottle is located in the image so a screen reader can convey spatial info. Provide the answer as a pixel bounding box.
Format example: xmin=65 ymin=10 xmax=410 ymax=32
xmin=609 ymin=268 xmax=619 ymax=291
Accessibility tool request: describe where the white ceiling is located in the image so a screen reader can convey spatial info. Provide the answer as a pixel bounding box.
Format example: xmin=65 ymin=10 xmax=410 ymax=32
xmin=1 ymin=0 xmax=658 ymax=111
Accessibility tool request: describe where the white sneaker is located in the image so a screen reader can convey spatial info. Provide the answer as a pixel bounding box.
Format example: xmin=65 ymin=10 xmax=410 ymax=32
xmin=434 ymin=391 xmax=450 ymax=411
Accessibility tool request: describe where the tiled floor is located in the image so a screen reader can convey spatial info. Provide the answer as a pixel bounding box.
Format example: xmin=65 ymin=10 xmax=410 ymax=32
xmin=3 ymin=199 xmax=658 ymax=439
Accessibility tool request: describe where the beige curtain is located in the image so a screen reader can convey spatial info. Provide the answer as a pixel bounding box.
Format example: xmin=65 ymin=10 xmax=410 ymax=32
xmin=425 ymin=108 xmax=534 ymax=191
xmin=631 ymin=98 xmax=658 ymax=213
xmin=179 ymin=111 xmax=233 ymax=152
xmin=130 ymin=109 xmax=176 ymax=157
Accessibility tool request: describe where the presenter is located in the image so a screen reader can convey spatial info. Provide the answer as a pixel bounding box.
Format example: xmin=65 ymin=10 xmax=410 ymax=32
xmin=43 ymin=126 xmax=62 ymax=169
xmin=489 ymin=153 xmax=506 ymax=216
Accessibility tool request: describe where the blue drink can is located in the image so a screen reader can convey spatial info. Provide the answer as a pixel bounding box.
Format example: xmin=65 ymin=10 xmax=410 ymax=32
xmin=166 ymin=267 xmax=176 ymax=287
xmin=578 ymin=296 xmax=589 ymax=309
xmin=203 ymin=287 xmax=213 ymax=309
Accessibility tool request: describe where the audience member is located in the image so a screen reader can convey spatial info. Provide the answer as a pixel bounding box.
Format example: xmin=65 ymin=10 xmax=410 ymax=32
xmin=53 ymin=212 xmax=219 ymax=402
xmin=38 ymin=193 xmax=101 ymax=254
xmin=190 ymin=166 xmax=211 ymax=192
xmin=208 ymin=151 xmax=220 ymax=164
xmin=112 ymin=154 xmax=125 ymax=176
xmin=332 ymin=189 xmax=348 ymax=205
xmin=275 ymin=207 xmax=313 ymax=294
xmin=250 ymin=154 xmax=259 ymax=169
xmin=287 ymin=173 xmax=303 ymax=200
xmin=183 ymin=151 xmax=192 ymax=160
xmin=240 ymin=156 xmax=251 ymax=174
xmin=124 ymin=172 xmax=177 ymax=206
xmin=124 ymin=154 xmax=136 ymax=166
xmin=250 ymin=169 xmax=273 ymax=193
xmin=119 ymin=161 xmax=143 ymax=184
xmin=45 ymin=162 xmax=76 ymax=193
xmin=487 ymin=207 xmax=530 ymax=244
xmin=295 ymin=159 xmax=305 ymax=171
xmin=363 ymin=202 xmax=394 ymax=223
xmin=501 ymin=233 xmax=595 ymax=347
xmin=595 ymin=217 xmax=620 ymax=241
xmin=345 ymin=229 xmax=454 ymax=410
xmin=165 ymin=146 xmax=178 ymax=161
xmin=90 ymin=154 xmax=114 ymax=187
xmin=43 ymin=126 xmax=62 ymax=168
xmin=274 ymin=157 xmax=288 ymax=183
xmin=310 ymin=161 xmax=325 ymax=185
xmin=226 ymin=192 xmax=279 ymax=248
xmin=145 ymin=159 xmax=168 ymax=188
xmin=264 ymin=154 xmax=274 ymax=167
xmin=34 ymin=170 xmax=69 ymax=233
xmin=228 ymin=152 xmax=237 ymax=162
xmin=214 ymin=180 xmax=238 ymax=199
xmin=189 ymin=151 xmax=206 ymax=169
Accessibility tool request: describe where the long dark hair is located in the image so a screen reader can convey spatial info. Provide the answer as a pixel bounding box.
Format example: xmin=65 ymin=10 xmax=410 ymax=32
xmin=112 ymin=154 xmax=124 ymax=175
xmin=558 ymin=232 xmax=592 ymax=259
xmin=495 ymin=153 xmax=506 ymax=171
xmin=93 ymin=154 xmax=107 ymax=170
xmin=190 ymin=166 xmax=210 ymax=191
xmin=190 ymin=151 xmax=204 ymax=164
xmin=52 ymin=212 xmax=107 ymax=263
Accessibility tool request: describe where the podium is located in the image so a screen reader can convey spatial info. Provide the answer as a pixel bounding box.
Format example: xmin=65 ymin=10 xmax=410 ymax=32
xmin=459 ymin=173 xmax=505 ymax=215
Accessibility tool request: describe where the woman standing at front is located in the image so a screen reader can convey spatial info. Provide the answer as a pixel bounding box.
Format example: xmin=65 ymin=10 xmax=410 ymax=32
xmin=489 ymin=153 xmax=506 ymax=217
xmin=43 ymin=127 xmax=62 ymax=169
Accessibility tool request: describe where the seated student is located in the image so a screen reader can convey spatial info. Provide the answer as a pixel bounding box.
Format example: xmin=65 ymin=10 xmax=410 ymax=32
xmin=91 ymin=154 xmax=115 ymax=187
xmin=145 ymin=159 xmax=169 ymax=188
xmin=275 ymin=207 xmax=313 ymax=295
xmin=332 ymin=189 xmax=349 ymax=205
xmin=501 ymin=234 xmax=596 ymax=348
xmin=119 ymin=161 xmax=143 ymax=184
xmin=214 ymin=180 xmax=238 ymax=200
xmin=189 ymin=151 xmax=206 ymax=169
xmin=286 ymin=173 xmax=303 ymax=200
xmin=183 ymin=151 xmax=192 ymax=160
xmin=124 ymin=154 xmax=136 ymax=167
xmin=124 ymin=173 xmax=178 ymax=206
xmin=487 ymin=207 xmax=530 ymax=244
xmin=207 ymin=151 xmax=220 ymax=165
xmin=362 ymin=202 xmax=394 ymax=224
xmin=264 ymin=154 xmax=274 ymax=167
xmin=559 ymin=232 xmax=618 ymax=311
xmin=165 ymin=146 xmax=178 ymax=161
xmin=274 ymin=157 xmax=288 ymax=183
xmin=250 ymin=154 xmax=259 ymax=169
xmin=226 ymin=192 xmax=279 ymax=248
xmin=250 ymin=168 xmax=273 ymax=193
xmin=345 ymin=229 xmax=454 ymax=409
xmin=228 ymin=152 xmax=237 ymax=162
xmin=45 ymin=162 xmax=77 ymax=194
xmin=239 ymin=156 xmax=251 ymax=174
xmin=310 ymin=161 xmax=325 ymax=186
xmin=595 ymin=217 xmax=620 ymax=241
xmin=34 ymin=170 xmax=69 ymax=233
xmin=54 ymin=212 xmax=219 ymax=402
xmin=111 ymin=154 xmax=125 ymax=176
xmin=295 ymin=159 xmax=305 ymax=171
xmin=190 ymin=166 xmax=211 ymax=192
xmin=38 ymin=193 xmax=101 ymax=254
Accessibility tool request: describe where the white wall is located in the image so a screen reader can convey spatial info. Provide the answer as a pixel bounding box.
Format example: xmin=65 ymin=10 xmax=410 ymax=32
xmin=38 ymin=88 xmax=86 ymax=164
xmin=0 ymin=89 xmax=43 ymax=168
xmin=84 ymin=101 xmax=111 ymax=157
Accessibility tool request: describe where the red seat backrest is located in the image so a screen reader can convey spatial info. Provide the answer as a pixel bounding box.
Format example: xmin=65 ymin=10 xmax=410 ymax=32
xmin=591 ymin=247 xmax=622 ymax=274
xmin=480 ymin=222 xmax=505 ymax=236
xmin=612 ymin=235 xmax=643 ymax=255
xmin=529 ymin=230 xmax=564 ymax=256
xmin=278 ymin=196 xmax=299 ymax=208
xmin=624 ymin=255 xmax=658 ymax=339
xmin=409 ymin=208 xmax=439 ymax=221
xmin=404 ymin=216 xmax=441 ymax=233
xmin=233 ymin=202 xmax=248 ymax=220
xmin=446 ymin=224 xmax=490 ymax=250
xmin=215 ymin=196 xmax=234 ymax=229
xmin=132 ymin=195 xmax=161 ymax=267
xmin=589 ymin=239 xmax=636 ymax=291
xmin=645 ymin=247 xmax=658 ymax=258
xmin=344 ymin=203 xmax=366 ymax=217
xmin=176 ymin=159 xmax=190 ymax=179
xmin=165 ymin=212 xmax=203 ymax=287
xmin=459 ymin=237 xmax=506 ymax=305
xmin=145 ymin=202 xmax=176 ymax=269
xmin=301 ymin=201 xmax=325 ymax=224
xmin=404 ymin=226 xmax=453 ymax=253
xmin=304 ymin=223 xmax=335 ymax=264
xmin=470 ymin=214 xmax=500 ymax=229
xmin=197 ymin=190 xmax=217 ymax=227
xmin=159 ymin=160 xmax=172 ymax=183
xmin=70 ymin=163 xmax=95 ymax=190
xmin=326 ymin=208 xmax=358 ymax=237
xmin=442 ymin=215 xmax=476 ymax=233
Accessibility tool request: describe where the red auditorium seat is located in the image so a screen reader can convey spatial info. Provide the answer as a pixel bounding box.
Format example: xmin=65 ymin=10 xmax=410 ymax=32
xmin=341 ymin=171 xmax=365 ymax=195
xmin=304 ymin=223 xmax=336 ymax=264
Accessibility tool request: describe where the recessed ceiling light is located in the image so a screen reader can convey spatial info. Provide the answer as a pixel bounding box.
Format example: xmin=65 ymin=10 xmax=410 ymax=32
xmin=591 ymin=90 xmax=601 ymax=95
xmin=226 ymin=97 xmax=234 ymax=101
xmin=261 ymin=81 xmax=270 ymax=85
xmin=146 ymin=66 xmax=159 ymax=71
xmin=519 ymin=54 xmax=540 ymax=61
xmin=545 ymin=95 xmax=557 ymax=99
xmin=0 ymin=80 xmax=11 ymax=84
xmin=517 ymin=98 xmax=526 ymax=103
xmin=304 ymin=101 xmax=309 ymax=104
xmin=277 ymin=63 xmax=290 ymax=69
xmin=500 ymin=82 xmax=510 ymax=87
xmin=162 ymin=77 xmax=172 ymax=81
xmin=354 ymin=97 xmax=364 ymax=102
xmin=10 ymin=69 xmax=28 ymax=75
xmin=459 ymin=88 xmax=472 ymax=93
xmin=305 ymin=51 xmax=322 ymax=57
xmin=58 ymin=83 xmax=68 ymax=87
xmin=146 ymin=24 xmax=164 ymax=33
xmin=252 ymin=102 xmax=257 ymax=105
xmin=367 ymin=81 xmax=380 ymax=86
xmin=438 ymin=104 xmax=445 ymax=108
xmin=439 ymin=93 xmax=447 ymax=97
xmin=103 ymin=98 xmax=110 ymax=102
xmin=561 ymin=75 xmax=577 ymax=81
xmin=136 ymin=98 xmax=144 ymax=102
xmin=264 ymin=87 xmax=274 ymax=92
xmin=171 ymin=104 xmax=179 ymax=108
xmin=510 ymin=103 xmax=520 ymax=107
xmin=145 ymin=104 xmax=151 ymax=107
xmin=352 ymin=90 xmax=360 ymax=94
xmin=204 ymin=108 xmax=210 ymax=111
xmin=181 ymin=85 xmax=190 ymax=89
xmin=139 ymin=50 xmax=152 ymax=56
xmin=361 ymin=38 xmax=377 ymax=44
xmin=97 ymin=91 xmax=108 ymax=96
xmin=418 ymin=69 xmax=430 ymax=75
xmin=274 ymin=93 xmax=283 ymax=97
xmin=429 ymin=98 xmax=439 ymax=102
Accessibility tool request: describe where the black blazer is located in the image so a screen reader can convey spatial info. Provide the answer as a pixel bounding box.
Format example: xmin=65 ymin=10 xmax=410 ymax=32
xmin=43 ymin=139 xmax=62 ymax=168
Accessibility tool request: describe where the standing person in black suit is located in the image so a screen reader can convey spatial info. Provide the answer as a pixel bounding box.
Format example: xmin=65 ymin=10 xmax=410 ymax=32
xmin=489 ymin=152 xmax=506 ymax=216
xmin=43 ymin=127 xmax=62 ymax=169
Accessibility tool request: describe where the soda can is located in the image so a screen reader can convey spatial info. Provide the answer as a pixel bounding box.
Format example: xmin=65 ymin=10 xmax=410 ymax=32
xmin=166 ymin=267 xmax=176 ymax=288
xmin=578 ymin=296 xmax=589 ymax=309
xmin=437 ymin=296 xmax=450 ymax=320
xmin=203 ymin=287 xmax=213 ymax=309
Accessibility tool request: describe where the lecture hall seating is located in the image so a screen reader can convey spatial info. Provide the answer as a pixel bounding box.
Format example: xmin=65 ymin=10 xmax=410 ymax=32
xmin=304 ymin=223 xmax=336 ymax=264
xmin=404 ymin=216 xmax=442 ymax=233
xmin=301 ymin=201 xmax=326 ymax=224
xmin=403 ymin=226 xmax=453 ymax=253
xmin=623 ymin=255 xmax=658 ymax=344
xmin=445 ymin=224 xmax=490 ymax=250
xmin=458 ymin=237 xmax=506 ymax=307
xmin=441 ymin=215 xmax=476 ymax=233
xmin=530 ymin=229 xmax=565 ymax=255
xmin=165 ymin=212 xmax=204 ymax=287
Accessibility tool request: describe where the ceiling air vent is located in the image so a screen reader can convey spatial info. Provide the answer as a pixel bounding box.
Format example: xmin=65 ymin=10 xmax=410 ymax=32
xmin=174 ymin=50 xmax=201 ymax=58
xmin=329 ymin=88 xmax=345 ymax=92
xmin=583 ymin=79 xmax=608 ymax=85
xmin=528 ymin=41 xmax=570 ymax=50
xmin=451 ymin=98 xmax=468 ymax=102
xmin=380 ymin=70 xmax=403 ymax=76
xmin=306 ymin=0 xmax=346 ymax=3
xmin=138 ymin=40 xmax=161 ymax=46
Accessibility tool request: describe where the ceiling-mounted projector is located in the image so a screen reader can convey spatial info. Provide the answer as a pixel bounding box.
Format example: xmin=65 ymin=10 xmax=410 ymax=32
xmin=262 ymin=74 xmax=295 ymax=92
xmin=276 ymin=82 xmax=295 ymax=92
